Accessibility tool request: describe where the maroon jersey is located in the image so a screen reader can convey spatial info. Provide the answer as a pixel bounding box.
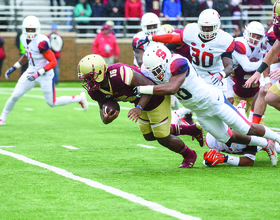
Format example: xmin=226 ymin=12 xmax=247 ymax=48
xmin=88 ymin=63 xmax=164 ymax=111
xmin=232 ymin=59 xmax=260 ymax=98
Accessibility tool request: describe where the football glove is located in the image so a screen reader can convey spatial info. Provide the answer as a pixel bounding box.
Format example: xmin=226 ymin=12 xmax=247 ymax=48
xmin=203 ymin=149 xmax=226 ymax=166
xmin=208 ymin=71 xmax=226 ymax=86
xmin=5 ymin=66 xmax=17 ymax=79
xmin=133 ymin=86 xmax=142 ymax=98
xmin=136 ymin=35 xmax=153 ymax=48
xmin=27 ymin=72 xmax=40 ymax=81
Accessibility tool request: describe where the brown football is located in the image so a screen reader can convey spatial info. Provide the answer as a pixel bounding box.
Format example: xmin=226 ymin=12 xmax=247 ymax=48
xmin=103 ymin=100 xmax=120 ymax=114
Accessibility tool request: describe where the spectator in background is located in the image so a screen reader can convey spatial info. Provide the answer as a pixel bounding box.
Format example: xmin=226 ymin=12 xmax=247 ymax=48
xmin=50 ymin=0 xmax=61 ymax=17
xmin=233 ymin=25 xmax=243 ymax=37
xmin=106 ymin=0 xmax=125 ymax=34
xmin=216 ymin=0 xmax=232 ymax=33
xmin=162 ymin=0 xmax=182 ymax=26
xmin=200 ymin=0 xmax=217 ymax=11
xmin=92 ymin=24 xmax=120 ymax=65
xmin=125 ymin=0 xmax=143 ymax=33
xmin=181 ymin=0 xmax=201 ymax=23
xmin=245 ymin=0 xmax=266 ymax=22
xmin=65 ymin=0 xmax=77 ymax=31
xmin=90 ymin=0 xmax=107 ymax=26
xmin=15 ymin=29 xmax=28 ymax=75
xmin=0 ymin=34 xmax=5 ymax=80
xmin=105 ymin=20 xmax=115 ymax=34
xmin=74 ymin=0 xmax=92 ymax=35
xmin=145 ymin=0 xmax=161 ymax=17
xmin=48 ymin=24 xmax=64 ymax=84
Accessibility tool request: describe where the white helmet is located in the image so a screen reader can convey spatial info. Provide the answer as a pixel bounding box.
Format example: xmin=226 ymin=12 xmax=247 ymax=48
xmin=22 ymin=15 xmax=41 ymax=40
xmin=198 ymin=9 xmax=221 ymax=40
xmin=143 ymin=44 xmax=171 ymax=83
xmin=243 ymin=21 xmax=265 ymax=48
xmin=141 ymin=12 xmax=161 ymax=35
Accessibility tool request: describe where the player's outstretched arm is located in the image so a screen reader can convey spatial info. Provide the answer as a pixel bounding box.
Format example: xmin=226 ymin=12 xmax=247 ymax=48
xmin=5 ymin=55 xmax=28 ymax=79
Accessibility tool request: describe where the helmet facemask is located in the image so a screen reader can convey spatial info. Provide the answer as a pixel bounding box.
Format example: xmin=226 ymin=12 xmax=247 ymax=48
xmin=22 ymin=16 xmax=41 ymax=41
xmin=244 ymin=21 xmax=265 ymax=48
xmin=146 ymin=65 xmax=165 ymax=82
xmin=77 ymin=54 xmax=108 ymax=92
xmin=198 ymin=9 xmax=221 ymax=40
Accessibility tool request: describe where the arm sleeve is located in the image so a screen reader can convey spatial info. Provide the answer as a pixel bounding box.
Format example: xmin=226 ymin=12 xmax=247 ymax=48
xmin=152 ymin=34 xmax=184 ymax=45
xmin=42 ymin=49 xmax=57 ymax=71
xmin=233 ymin=51 xmax=262 ymax=72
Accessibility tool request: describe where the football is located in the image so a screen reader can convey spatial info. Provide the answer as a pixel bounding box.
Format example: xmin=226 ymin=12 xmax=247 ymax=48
xmin=103 ymin=100 xmax=120 ymax=114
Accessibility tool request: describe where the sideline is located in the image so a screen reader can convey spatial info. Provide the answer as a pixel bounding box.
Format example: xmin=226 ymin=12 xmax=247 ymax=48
xmin=0 ymin=149 xmax=201 ymax=220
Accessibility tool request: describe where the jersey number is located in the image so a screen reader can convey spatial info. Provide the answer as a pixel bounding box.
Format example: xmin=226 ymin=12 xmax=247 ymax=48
xmin=191 ymin=47 xmax=214 ymax=67
xmin=28 ymin=52 xmax=35 ymax=66
xmin=176 ymin=88 xmax=192 ymax=100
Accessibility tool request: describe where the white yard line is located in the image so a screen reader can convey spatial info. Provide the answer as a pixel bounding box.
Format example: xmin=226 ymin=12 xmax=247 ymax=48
xmin=0 ymin=149 xmax=201 ymax=220
xmin=61 ymin=145 xmax=79 ymax=150
xmin=138 ymin=144 xmax=156 ymax=149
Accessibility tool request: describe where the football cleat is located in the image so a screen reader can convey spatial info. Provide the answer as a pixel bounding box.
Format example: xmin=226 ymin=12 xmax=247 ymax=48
xmin=264 ymin=139 xmax=278 ymax=166
xmin=179 ymin=149 xmax=197 ymax=168
xmin=79 ymin=92 xmax=88 ymax=112
xmin=0 ymin=118 xmax=5 ymax=125
xmin=275 ymin=142 xmax=280 ymax=154
xmin=171 ymin=110 xmax=181 ymax=124
xmin=237 ymin=100 xmax=247 ymax=109
xmin=192 ymin=122 xmax=205 ymax=147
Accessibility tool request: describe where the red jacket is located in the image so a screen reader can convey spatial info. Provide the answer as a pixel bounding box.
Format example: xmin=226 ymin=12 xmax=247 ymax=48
xmin=125 ymin=0 xmax=143 ymax=18
xmin=0 ymin=36 xmax=6 ymax=60
xmin=92 ymin=32 xmax=120 ymax=58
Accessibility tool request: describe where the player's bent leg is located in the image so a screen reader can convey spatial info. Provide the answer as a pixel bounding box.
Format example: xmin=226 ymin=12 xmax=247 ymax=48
xmin=143 ymin=132 xmax=156 ymax=141
xmin=265 ymin=91 xmax=280 ymax=111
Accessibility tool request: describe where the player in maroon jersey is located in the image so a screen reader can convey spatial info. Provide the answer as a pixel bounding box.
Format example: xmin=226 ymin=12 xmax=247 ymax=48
xmin=77 ymin=54 xmax=205 ymax=168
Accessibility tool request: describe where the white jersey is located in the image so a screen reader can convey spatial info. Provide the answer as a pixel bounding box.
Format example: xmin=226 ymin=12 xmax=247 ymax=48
xmin=142 ymin=54 xmax=224 ymax=112
xmin=20 ymin=33 xmax=53 ymax=76
xmin=181 ymin=23 xmax=235 ymax=91
xmin=141 ymin=53 xmax=251 ymax=143
xmin=132 ymin=28 xmax=166 ymax=67
xmin=232 ymin=36 xmax=264 ymax=71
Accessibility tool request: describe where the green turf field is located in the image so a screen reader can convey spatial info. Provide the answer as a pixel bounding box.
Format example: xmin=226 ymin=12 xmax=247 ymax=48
xmin=0 ymin=82 xmax=280 ymax=220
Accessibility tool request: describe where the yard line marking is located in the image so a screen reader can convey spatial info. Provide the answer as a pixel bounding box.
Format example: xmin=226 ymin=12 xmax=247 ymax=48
xmin=0 ymin=146 xmax=15 ymax=148
xmin=24 ymin=108 xmax=34 ymax=111
xmin=0 ymin=149 xmax=201 ymax=220
xmin=138 ymin=144 xmax=156 ymax=149
xmin=61 ymin=145 xmax=79 ymax=150
xmin=0 ymin=91 xmax=131 ymax=111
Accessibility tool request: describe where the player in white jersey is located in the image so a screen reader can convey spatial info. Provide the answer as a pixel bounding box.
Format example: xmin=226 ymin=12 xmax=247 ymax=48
xmin=203 ymin=101 xmax=276 ymax=166
xmin=130 ymin=44 xmax=279 ymax=166
xmin=0 ymin=16 xmax=88 ymax=125
xmin=231 ymin=21 xmax=266 ymax=117
xmin=132 ymin=12 xmax=166 ymax=68
xmin=136 ymin=9 xmax=235 ymax=99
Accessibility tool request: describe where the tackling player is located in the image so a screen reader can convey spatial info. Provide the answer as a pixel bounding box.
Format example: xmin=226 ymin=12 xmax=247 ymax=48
xmin=133 ymin=44 xmax=280 ymax=166
xmin=77 ymin=54 xmax=204 ymax=168
xmin=0 ymin=16 xmax=88 ymax=126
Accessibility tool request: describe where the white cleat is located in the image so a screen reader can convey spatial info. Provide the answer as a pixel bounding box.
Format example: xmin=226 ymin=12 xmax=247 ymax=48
xmin=0 ymin=119 xmax=5 ymax=125
xmin=264 ymin=140 xmax=278 ymax=166
xmin=171 ymin=110 xmax=180 ymax=124
xmin=79 ymin=92 xmax=88 ymax=112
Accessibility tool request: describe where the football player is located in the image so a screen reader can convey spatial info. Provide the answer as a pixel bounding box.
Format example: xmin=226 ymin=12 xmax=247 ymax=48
xmin=133 ymin=44 xmax=280 ymax=166
xmin=77 ymin=54 xmax=204 ymax=168
xmin=231 ymin=21 xmax=266 ymax=117
xmin=245 ymin=0 xmax=280 ymax=112
xmin=136 ymin=9 xmax=235 ymax=100
xmin=0 ymin=16 xmax=88 ymax=126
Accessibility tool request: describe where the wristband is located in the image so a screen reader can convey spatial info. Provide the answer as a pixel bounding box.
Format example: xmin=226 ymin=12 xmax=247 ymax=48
xmin=264 ymin=76 xmax=271 ymax=84
xmin=14 ymin=62 xmax=21 ymax=69
xmin=38 ymin=68 xmax=46 ymax=76
xmin=139 ymin=85 xmax=154 ymax=95
xmin=148 ymin=35 xmax=153 ymax=41
xmin=220 ymin=71 xmax=226 ymax=78
xmin=136 ymin=105 xmax=143 ymax=110
xmin=256 ymin=62 xmax=269 ymax=73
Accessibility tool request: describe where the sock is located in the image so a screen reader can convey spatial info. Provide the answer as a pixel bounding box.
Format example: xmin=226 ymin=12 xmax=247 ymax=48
xmin=179 ymin=143 xmax=192 ymax=157
xmin=248 ymin=109 xmax=254 ymax=122
xmin=0 ymin=109 xmax=10 ymax=121
xmin=249 ymin=136 xmax=268 ymax=148
xmin=264 ymin=126 xmax=280 ymax=143
xmin=226 ymin=155 xmax=240 ymax=166
xmin=170 ymin=123 xmax=198 ymax=136
xmin=252 ymin=114 xmax=262 ymax=124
